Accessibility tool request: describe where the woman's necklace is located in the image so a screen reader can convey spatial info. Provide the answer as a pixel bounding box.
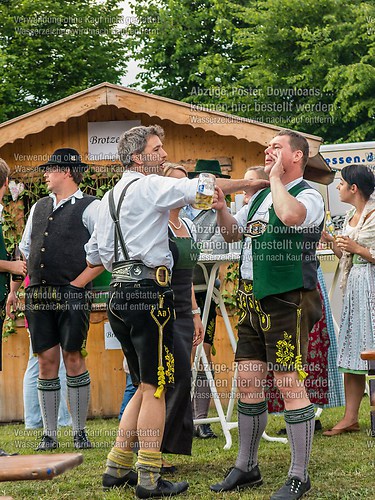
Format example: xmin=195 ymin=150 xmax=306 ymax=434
xmin=169 ymin=217 xmax=182 ymax=230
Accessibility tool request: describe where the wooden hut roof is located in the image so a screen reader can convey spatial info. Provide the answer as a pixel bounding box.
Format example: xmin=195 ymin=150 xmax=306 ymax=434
xmin=0 ymin=82 xmax=333 ymax=184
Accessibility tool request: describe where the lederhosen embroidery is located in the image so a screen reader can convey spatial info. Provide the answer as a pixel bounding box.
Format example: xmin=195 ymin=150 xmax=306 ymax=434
xmin=238 ymin=189 xmax=272 ymax=332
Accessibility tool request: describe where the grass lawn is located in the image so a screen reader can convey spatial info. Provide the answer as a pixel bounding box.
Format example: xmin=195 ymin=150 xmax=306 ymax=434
xmin=0 ymin=399 xmax=373 ymax=499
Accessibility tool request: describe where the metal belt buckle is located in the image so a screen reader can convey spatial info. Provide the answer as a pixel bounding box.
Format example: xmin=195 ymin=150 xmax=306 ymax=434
xmin=155 ymin=266 xmax=169 ymax=286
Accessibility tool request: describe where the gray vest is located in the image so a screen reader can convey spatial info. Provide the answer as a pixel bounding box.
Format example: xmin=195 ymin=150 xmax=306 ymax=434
xmin=28 ymin=195 xmax=96 ymax=286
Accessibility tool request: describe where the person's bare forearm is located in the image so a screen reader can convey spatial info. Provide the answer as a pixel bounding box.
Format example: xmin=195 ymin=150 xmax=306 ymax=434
xmin=216 ymin=178 xmax=268 ymax=195
xmin=0 ymin=260 xmax=15 ymax=273
xmin=6 ymin=279 xmax=24 ymax=318
xmin=271 ymin=178 xmax=307 ymax=226
xmin=10 ymin=279 xmax=23 ymax=294
xmin=216 ymin=206 xmax=242 ymax=242
xmin=355 ymin=245 xmax=375 ymax=263
xmin=71 ymin=265 xmax=105 ymax=288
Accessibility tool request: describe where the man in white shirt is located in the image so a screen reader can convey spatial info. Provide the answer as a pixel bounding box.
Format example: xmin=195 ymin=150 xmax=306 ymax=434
xmin=210 ymin=130 xmax=324 ymax=500
xmin=87 ymin=125 xmax=268 ymax=498
xmin=86 ymin=125 xmax=197 ymax=499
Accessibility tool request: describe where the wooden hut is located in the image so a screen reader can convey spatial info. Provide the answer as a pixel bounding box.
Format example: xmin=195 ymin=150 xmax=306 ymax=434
xmin=0 ymin=82 xmax=332 ymax=183
xmin=0 ymin=82 xmax=333 ymax=422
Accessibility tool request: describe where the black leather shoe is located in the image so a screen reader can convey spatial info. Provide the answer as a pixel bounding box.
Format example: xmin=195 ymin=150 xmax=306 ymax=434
xmin=135 ymin=478 xmax=189 ymax=498
xmin=36 ymin=435 xmax=58 ymax=451
xmin=195 ymin=424 xmax=217 ymax=439
xmin=270 ymin=476 xmax=311 ymax=499
xmin=210 ymin=466 xmax=263 ymax=492
xmin=0 ymin=449 xmax=18 ymax=456
xmin=102 ymin=470 xmax=138 ymax=490
xmin=74 ymin=429 xmax=92 ymax=449
xmin=160 ymin=465 xmax=177 ymax=474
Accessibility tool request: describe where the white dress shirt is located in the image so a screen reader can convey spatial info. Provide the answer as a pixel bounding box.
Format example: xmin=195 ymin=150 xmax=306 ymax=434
xmin=85 ymin=171 xmax=198 ymax=271
xmin=234 ymin=178 xmax=324 ymax=280
xmin=20 ymin=189 xmax=100 ymax=259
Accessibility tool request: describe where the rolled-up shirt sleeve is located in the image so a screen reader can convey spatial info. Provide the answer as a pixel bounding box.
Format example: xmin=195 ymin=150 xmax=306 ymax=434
xmin=19 ymin=204 xmax=36 ymax=260
xmin=296 ymin=190 xmax=325 ymax=228
xmin=82 ymin=199 xmax=101 ymax=235
xmin=85 ymin=192 xmax=114 ymax=271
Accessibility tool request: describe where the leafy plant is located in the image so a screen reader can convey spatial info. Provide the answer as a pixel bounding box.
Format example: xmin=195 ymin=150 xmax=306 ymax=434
xmin=221 ymin=261 xmax=239 ymax=314
xmin=2 ymin=310 xmax=24 ymax=338
xmin=127 ymin=0 xmax=375 ymax=142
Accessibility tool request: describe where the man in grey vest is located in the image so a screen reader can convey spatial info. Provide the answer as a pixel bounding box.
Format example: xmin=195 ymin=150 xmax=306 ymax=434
xmin=211 ymin=130 xmax=324 ymax=500
xmin=7 ymin=148 xmax=103 ymax=451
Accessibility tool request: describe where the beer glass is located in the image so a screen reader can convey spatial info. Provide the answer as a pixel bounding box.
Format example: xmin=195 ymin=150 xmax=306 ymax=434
xmin=193 ymin=173 xmax=215 ymax=210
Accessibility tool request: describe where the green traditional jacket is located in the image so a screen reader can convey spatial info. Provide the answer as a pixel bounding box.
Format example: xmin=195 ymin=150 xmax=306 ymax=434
xmin=244 ymin=181 xmax=323 ymax=300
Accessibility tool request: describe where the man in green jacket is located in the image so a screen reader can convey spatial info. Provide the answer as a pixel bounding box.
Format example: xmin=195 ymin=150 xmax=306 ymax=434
xmin=210 ymin=130 xmax=324 ymax=500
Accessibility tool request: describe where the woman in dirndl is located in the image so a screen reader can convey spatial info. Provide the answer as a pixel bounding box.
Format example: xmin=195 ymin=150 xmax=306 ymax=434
xmin=161 ymin=163 xmax=204 ymax=464
xmin=322 ymin=164 xmax=375 ymax=436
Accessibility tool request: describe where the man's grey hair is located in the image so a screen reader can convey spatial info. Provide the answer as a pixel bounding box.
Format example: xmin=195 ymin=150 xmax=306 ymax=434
xmin=118 ymin=125 xmax=165 ymax=168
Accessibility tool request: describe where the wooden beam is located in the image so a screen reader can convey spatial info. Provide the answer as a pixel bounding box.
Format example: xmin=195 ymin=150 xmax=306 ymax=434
xmin=107 ymin=87 xmax=323 ymax=157
xmin=0 ymin=89 xmax=107 ymax=148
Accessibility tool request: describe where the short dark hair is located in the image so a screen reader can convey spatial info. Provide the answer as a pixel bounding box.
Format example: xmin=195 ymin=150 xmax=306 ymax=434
xmin=278 ymin=130 xmax=309 ymax=169
xmin=0 ymin=159 xmax=10 ymax=188
xmin=57 ymin=167 xmax=83 ymax=185
xmin=69 ymin=168 xmax=84 ymax=185
xmin=341 ymin=164 xmax=375 ymax=200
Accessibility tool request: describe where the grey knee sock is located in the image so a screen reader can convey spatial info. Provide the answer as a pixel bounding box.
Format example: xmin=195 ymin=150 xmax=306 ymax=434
xmin=136 ymin=450 xmax=162 ymax=490
xmin=284 ymin=404 xmax=315 ymax=482
xmin=37 ymin=377 xmax=60 ymax=439
xmin=67 ymin=371 xmax=91 ymax=432
xmin=105 ymin=448 xmax=133 ymax=478
xmin=235 ymin=400 xmax=267 ymax=472
xmin=193 ymin=371 xmax=213 ymax=420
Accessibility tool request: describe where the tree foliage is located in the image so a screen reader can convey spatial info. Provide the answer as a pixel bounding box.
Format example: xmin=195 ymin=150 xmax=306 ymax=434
xmin=127 ymin=0 xmax=248 ymax=100
xmin=127 ymin=0 xmax=375 ymax=143
xmin=0 ymin=0 xmax=127 ymax=122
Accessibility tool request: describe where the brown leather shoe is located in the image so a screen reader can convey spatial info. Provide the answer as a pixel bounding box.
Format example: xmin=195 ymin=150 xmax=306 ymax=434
xmin=322 ymin=422 xmax=360 ymax=436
